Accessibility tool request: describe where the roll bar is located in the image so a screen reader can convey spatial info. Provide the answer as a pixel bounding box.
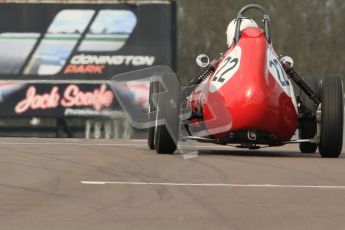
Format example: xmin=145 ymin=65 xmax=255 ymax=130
xmin=234 ymin=4 xmax=271 ymax=44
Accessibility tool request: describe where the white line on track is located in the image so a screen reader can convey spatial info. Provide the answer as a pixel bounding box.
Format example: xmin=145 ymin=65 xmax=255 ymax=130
xmin=80 ymin=181 xmax=345 ymax=189
xmin=0 ymin=140 xmax=235 ymax=149
xmin=0 ymin=142 xmax=144 ymax=147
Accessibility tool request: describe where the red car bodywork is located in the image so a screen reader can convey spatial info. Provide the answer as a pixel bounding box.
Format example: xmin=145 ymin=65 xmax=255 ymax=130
xmin=191 ymin=27 xmax=298 ymax=143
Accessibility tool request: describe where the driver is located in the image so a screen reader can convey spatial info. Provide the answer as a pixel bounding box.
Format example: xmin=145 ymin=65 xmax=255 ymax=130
xmin=226 ymin=18 xmax=258 ymax=48
xmin=188 ymin=18 xmax=259 ymax=87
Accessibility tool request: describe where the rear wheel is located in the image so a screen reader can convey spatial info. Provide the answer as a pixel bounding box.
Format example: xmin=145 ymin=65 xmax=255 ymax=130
xmin=318 ymin=77 xmax=344 ymax=158
xmin=299 ymin=76 xmax=318 ymax=153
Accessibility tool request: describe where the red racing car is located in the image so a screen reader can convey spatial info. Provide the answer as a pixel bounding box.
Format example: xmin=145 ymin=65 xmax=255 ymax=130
xmin=148 ymin=4 xmax=344 ymax=158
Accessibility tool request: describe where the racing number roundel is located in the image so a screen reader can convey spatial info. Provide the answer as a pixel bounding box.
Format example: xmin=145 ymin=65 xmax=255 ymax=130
xmin=267 ymin=47 xmax=291 ymax=96
xmin=209 ymin=46 xmax=241 ymax=93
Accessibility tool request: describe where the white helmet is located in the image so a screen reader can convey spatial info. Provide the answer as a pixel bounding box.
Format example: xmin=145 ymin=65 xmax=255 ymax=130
xmin=226 ymin=18 xmax=258 ymax=47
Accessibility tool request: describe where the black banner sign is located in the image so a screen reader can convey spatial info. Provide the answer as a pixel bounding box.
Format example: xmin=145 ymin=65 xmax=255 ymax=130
xmin=0 ymin=2 xmax=175 ymax=117
xmin=0 ymin=81 xmax=149 ymax=118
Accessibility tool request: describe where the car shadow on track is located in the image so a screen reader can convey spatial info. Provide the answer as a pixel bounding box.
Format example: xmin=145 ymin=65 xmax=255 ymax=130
xmin=195 ymin=149 xmax=345 ymax=158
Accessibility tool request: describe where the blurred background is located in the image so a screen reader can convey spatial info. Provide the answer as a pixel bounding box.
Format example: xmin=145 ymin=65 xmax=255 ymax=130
xmin=0 ymin=0 xmax=344 ymax=138
xmin=177 ymin=0 xmax=345 ymax=84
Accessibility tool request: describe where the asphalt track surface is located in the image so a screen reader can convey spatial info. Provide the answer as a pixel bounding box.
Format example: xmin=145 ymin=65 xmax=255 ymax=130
xmin=1 ymin=138 xmax=345 ymax=230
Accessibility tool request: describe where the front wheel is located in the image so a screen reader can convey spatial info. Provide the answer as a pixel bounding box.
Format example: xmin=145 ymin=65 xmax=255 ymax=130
xmin=147 ymin=81 xmax=157 ymax=150
xmin=153 ymin=79 xmax=180 ymax=154
xmin=318 ymin=77 xmax=344 ymax=158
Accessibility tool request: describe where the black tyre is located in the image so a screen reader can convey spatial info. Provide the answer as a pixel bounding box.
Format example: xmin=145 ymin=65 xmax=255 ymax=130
xmin=147 ymin=81 xmax=157 ymax=150
xmin=147 ymin=127 xmax=155 ymax=149
xmin=318 ymin=77 xmax=344 ymax=158
xmin=154 ymin=78 xmax=180 ymax=154
xmin=299 ymin=76 xmax=318 ymax=153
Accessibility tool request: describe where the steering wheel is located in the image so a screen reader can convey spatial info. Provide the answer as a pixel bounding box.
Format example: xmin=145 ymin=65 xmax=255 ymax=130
xmin=234 ymin=4 xmax=271 ymax=44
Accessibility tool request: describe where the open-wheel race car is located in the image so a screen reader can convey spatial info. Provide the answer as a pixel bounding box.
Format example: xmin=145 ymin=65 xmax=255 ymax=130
xmin=147 ymin=4 xmax=344 ymax=158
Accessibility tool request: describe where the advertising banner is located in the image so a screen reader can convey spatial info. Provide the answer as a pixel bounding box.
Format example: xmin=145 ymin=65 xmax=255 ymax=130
xmin=0 ymin=2 xmax=175 ymax=117
xmin=0 ymin=81 xmax=149 ymax=118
